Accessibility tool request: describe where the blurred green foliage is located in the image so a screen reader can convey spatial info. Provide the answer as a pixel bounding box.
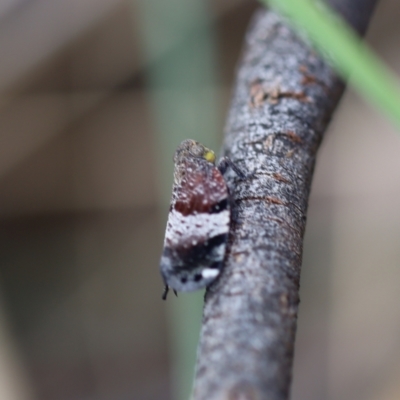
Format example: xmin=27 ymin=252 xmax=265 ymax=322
xmin=134 ymin=0 xmax=219 ymax=399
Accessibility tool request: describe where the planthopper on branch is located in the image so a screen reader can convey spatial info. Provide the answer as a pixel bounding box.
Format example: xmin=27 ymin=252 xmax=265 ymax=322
xmin=159 ymin=139 xmax=245 ymax=300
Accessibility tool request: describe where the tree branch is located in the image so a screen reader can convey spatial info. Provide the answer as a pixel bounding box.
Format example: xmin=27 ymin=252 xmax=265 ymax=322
xmin=193 ymin=2 xmax=378 ymax=399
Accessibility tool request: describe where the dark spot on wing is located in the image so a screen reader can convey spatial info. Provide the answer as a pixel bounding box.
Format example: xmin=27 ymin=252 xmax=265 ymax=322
xmin=210 ymin=198 xmax=228 ymax=214
xmin=161 ymin=234 xmax=228 ymax=273
xmin=194 ymin=274 xmax=202 ymax=282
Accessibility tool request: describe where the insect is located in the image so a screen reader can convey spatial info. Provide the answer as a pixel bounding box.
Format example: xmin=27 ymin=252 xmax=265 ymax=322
xmin=160 ymin=139 xmax=245 ymax=300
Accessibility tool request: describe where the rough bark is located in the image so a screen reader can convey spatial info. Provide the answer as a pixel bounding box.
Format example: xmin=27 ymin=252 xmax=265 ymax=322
xmin=193 ymin=2 xmax=378 ymax=400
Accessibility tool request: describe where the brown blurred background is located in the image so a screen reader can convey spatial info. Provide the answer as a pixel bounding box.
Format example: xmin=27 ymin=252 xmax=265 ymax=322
xmin=0 ymin=0 xmax=399 ymax=399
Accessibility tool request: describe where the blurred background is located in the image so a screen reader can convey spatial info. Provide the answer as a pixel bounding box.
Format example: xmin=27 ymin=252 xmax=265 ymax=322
xmin=0 ymin=0 xmax=399 ymax=399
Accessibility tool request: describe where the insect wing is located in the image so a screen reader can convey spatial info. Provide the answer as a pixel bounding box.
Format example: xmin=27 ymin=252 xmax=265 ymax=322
xmin=161 ymin=161 xmax=230 ymax=292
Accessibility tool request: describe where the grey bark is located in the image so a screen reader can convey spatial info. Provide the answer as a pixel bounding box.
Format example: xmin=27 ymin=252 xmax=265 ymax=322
xmin=193 ymin=2 xmax=378 ymax=400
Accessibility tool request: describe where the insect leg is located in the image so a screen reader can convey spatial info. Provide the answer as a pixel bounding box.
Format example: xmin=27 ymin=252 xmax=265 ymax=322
xmin=162 ymin=285 xmax=169 ymax=300
xmin=162 ymin=285 xmax=178 ymax=300
xmin=217 ymin=157 xmax=246 ymax=179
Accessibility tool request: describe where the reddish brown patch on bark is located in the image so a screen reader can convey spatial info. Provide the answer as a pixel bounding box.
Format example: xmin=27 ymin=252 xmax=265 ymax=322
xmin=278 ymin=89 xmax=310 ymax=103
xmin=286 ymin=130 xmax=303 ymax=144
xmin=237 ymin=196 xmax=285 ymax=206
xmin=250 ymin=81 xmax=310 ymax=107
xmin=286 ymin=149 xmax=295 ymax=158
xmin=273 ymin=172 xmax=290 ymax=183
xmin=266 ymin=196 xmax=285 ymax=205
xmin=249 ymin=79 xmax=266 ymax=107
xmin=227 ymin=381 xmax=260 ymax=400
xmin=299 ymin=65 xmax=329 ymax=91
